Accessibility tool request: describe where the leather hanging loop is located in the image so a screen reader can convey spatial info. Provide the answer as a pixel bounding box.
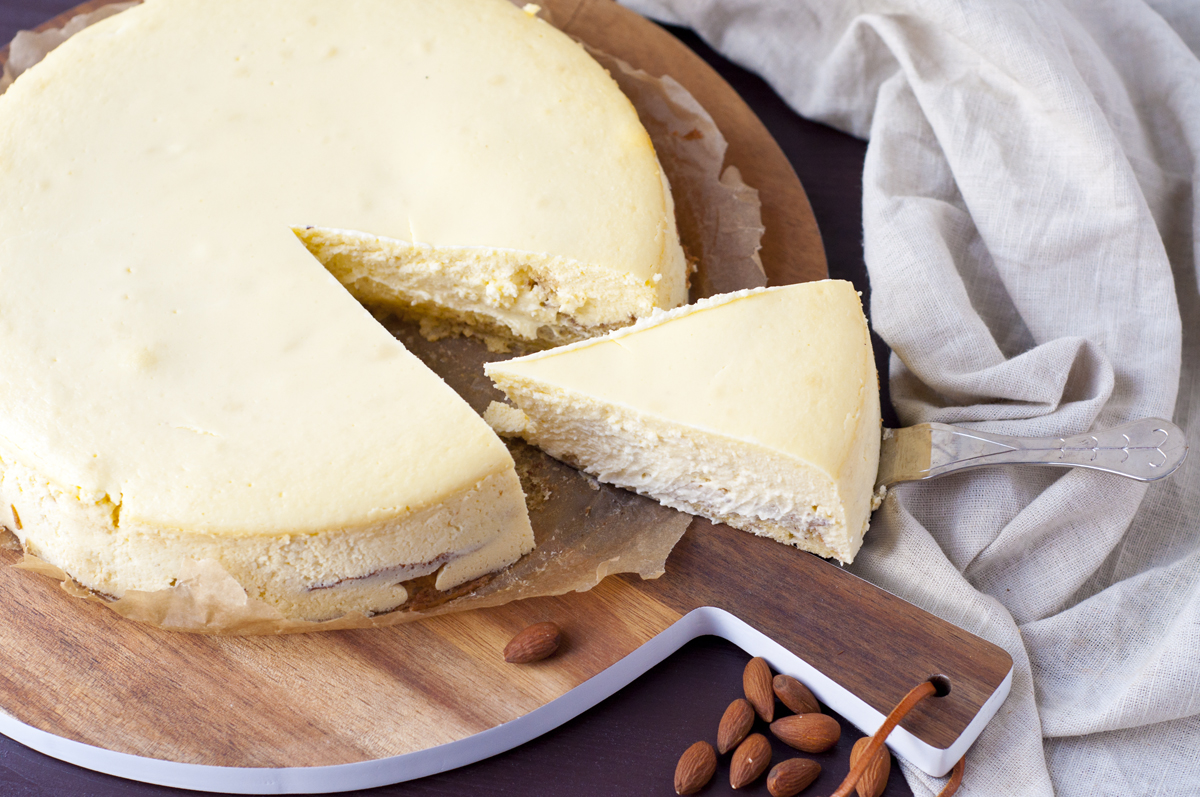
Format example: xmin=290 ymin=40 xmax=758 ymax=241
xmin=825 ymin=677 xmax=965 ymax=797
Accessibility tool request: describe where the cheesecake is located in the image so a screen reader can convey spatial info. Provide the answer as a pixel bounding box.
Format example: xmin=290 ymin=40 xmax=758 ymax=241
xmin=0 ymin=0 xmax=686 ymax=621
xmin=485 ymin=281 xmax=882 ymax=563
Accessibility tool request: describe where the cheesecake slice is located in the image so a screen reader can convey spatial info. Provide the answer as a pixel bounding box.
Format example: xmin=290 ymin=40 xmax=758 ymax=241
xmin=0 ymin=0 xmax=688 ymax=623
xmin=485 ymin=281 xmax=882 ymax=563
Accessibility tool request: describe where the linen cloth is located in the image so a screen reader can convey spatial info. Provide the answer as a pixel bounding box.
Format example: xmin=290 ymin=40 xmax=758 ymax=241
xmin=620 ymin=0 xmax=1200 ymax=794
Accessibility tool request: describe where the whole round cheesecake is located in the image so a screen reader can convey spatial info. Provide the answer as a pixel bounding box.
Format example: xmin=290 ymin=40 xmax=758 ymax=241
xmin=0 ymin=0 xmax=687 ymax=622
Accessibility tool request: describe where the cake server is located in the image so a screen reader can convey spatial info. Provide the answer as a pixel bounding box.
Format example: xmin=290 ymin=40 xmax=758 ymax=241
xmin=875 ymin=417 xmax=1188 ymax=488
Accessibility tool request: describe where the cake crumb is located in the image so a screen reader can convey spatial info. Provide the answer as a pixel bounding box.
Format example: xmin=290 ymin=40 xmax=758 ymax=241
xmin=484 ymin=401 xmax=529 ymax=436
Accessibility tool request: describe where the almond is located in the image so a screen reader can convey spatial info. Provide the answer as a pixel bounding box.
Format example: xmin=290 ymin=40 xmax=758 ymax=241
xmin=502 ymin=621 xmax=561 ymax=663
xmin=767 ymin=758 xmax=821 ymax=797
xmin=674 ymin=740 xmax=717 ymax=795
xmin=730 ymin=733 xmax=772 ymax=789
xmin=773 ymin=674 xmax=820 ymax=716
xmin=718 ymin=698 xmax=756 ymax=754
xmin=769 ymin=713 xmax=841 ymax=753
xmin=743 ymin=657 xmax=775 ymax=722
xmin=849 ymin=737 xmax=891 ymax=797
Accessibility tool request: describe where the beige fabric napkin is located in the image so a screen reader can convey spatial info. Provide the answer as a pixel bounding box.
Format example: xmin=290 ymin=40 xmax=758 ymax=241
xmin=622 ymin=0 xmax=1200 ymax=794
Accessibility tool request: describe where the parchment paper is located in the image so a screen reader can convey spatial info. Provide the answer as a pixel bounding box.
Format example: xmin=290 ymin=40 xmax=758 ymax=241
xmin=586 ymin=46 xmax=767 ymax=299
xmin=0 ymin=3 xmax=139 ymax=94
xmin=0 ymin=2 xmax=765 ymax=634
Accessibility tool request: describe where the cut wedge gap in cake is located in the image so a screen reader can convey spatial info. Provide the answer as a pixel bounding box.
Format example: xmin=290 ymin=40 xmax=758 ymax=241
xmin=295 ymin=220 xmax=686 ymax=350
xmin=485 ymin=280 xmax=883 ymax=564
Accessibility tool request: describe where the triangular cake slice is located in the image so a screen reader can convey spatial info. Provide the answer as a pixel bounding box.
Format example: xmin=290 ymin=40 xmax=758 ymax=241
xmin=485 ymin=281 xmax=882 ymax=563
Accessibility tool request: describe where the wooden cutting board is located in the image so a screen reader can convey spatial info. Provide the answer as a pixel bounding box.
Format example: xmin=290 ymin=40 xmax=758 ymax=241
xmin=0 ymin=0 xmax=1011 ymax=790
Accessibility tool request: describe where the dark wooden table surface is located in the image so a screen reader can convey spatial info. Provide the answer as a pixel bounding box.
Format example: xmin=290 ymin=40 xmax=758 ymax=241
xmin=0 ymin=3 xmax=909 ymax=795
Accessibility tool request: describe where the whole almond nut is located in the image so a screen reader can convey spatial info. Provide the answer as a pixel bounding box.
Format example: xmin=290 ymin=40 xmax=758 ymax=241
xmin=773 ymin=674 xmax=821 ymax=715
xmin=849 ymin=737 xmax=891 ymax=797
xmin=769 ymin=713 xmax=841 ymax=753
xmin=502 ymin=621 xmax=561 ymax=663
xmin=730 ymin=733 xmax=772 ymax=789
xmin=767 ymin=758 xmax=822 ymax=797
xmin=743 ymin=657 xmax=775 ymax=722
xmin=674 ymin=740 xmax=717 ymax=795
xmin=717 ymin=698 xmax=756 ymax=754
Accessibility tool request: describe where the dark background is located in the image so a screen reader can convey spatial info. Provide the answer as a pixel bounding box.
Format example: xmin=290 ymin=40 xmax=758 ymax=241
xmin=0 ymin=4 xmax=907 ymax=795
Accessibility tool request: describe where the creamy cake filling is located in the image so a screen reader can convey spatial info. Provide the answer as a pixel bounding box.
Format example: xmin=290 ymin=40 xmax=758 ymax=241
xmin=297 ymin=226 xmax=681 ymax=347
xmin=485 ymin=394 xmax=860 ymax=559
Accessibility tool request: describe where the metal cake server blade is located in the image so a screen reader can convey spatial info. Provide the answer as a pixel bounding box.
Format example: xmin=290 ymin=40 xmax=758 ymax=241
xmin=876 ymin=417 xmax=1188 ymax=489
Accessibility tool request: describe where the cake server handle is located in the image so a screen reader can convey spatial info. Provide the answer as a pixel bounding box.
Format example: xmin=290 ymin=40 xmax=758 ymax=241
xmin=875 ymin=417 xmax=1188 ymax=489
